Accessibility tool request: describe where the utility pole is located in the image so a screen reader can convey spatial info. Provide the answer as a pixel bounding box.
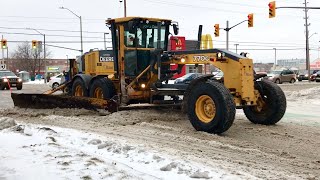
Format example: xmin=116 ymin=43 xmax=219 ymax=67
xmin=304 ymin=0 xmax=311 ymax=82
xmin=226 ymin=21 xmax=229 ymax=50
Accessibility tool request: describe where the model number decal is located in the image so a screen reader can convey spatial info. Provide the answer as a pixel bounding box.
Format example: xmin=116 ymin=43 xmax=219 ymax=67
xmin=100 ymin=56 xmax=114 ymax=62
xmin=193 ymin=56 xmax=209 ymax=62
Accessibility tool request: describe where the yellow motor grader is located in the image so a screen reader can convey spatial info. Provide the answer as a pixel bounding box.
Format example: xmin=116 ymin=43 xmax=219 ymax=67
xmin=12 ymin=17 xmax=286 ymax=134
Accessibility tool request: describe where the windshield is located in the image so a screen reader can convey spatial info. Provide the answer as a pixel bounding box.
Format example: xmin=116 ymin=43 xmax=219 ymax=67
xmin=0 ymin=71 xmax=16 ymax=77
xmin=124 ymin=22 xmax=167 ymax=49
xmin=269 ymin=71 xmax=281 ymax=75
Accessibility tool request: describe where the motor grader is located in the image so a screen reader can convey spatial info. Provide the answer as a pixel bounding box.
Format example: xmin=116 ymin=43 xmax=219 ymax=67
xmin=12 ymin=17 xmax=286 ymax=134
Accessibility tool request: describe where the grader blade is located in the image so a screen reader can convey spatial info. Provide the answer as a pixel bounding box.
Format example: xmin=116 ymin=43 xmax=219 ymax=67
xmin=11 ymin=93 xmax=118 ymax=112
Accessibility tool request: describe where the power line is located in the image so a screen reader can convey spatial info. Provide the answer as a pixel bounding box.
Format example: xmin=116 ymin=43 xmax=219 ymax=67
xmin=0 ymin=27 xmax=108 ymax=34
xmin=0 ymin=31 xmax=111 ymax=39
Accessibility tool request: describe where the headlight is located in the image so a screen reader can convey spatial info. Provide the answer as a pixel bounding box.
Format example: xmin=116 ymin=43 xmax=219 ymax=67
xmin=141 ymin=83 xmax=146 ymax=89
xmin=18 ymin=78 xmax=22 ymax=82
xmin=3 ymin=78 xmax=8 ymax=82
xmin=180 ymin=58 xmax=186 ymax=63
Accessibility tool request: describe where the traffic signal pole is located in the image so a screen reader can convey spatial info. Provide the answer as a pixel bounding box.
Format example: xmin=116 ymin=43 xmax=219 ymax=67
xmin=224 ymin=19 xmax=248 ymax=51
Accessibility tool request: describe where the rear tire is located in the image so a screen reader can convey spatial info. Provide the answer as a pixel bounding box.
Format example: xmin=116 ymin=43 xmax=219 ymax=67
xmin=89 ymin=78 xmax=116 ymax=99
xmin=243 ymin=80 xmax=286 ymax=125
xmin=52 ymin=83 xmax=59 ymax=89
xmin=72 ymin=78 xmax=88 ymax=97
xmin=187 ymin=81 xmax=235 ymax=134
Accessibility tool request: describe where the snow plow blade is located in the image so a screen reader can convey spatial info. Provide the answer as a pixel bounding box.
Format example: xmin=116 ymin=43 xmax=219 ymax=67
xmin=11 ymin=93 xmax=118 ymax=112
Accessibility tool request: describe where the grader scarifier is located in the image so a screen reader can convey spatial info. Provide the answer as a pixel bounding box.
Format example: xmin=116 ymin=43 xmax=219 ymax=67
xmin=12 ymin=17 xmax=286 ymax=134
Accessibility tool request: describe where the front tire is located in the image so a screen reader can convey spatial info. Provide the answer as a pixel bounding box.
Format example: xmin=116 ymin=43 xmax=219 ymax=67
xmin=275 ymin=79 xmax=281 ymax=84
xmin=187 ymin=81 xmax=236 ymax=134
xmin=89 ymin=78 xmax=116 ymax=99
xmin=17 ymin=85 xmax=22 ymax=90
xmin=243 ymin=80 xmax=286 ymax=125
xmin=72 ymin=78 xmax=88 ymax=97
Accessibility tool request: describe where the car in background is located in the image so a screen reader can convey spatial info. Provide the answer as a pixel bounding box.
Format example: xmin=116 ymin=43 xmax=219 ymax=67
xmin=0 ymin=70 xmax=23 ymax=90
xmin=309 ymin=70 xmax=320 ymax=81
xmin=48 ymin=73 xmax=63 ymax=89
xmin=265 ymin=69 xmax=296 ymax=84
xmin=174 ymin=73 xmax=203 ymax=84
xmin=297 ymin=70 xmax=309 ymax=81
xmin=314 ymin=71 xmax=320 ymax=82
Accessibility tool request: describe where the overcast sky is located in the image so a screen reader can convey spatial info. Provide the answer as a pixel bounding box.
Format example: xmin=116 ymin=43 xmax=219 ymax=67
xmin=1 ymin=0 xmax=320 ymax=63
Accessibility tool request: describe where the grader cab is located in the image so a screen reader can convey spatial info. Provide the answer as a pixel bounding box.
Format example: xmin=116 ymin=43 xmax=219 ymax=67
xmin=12 ymin=17 xmax=286 ymax=134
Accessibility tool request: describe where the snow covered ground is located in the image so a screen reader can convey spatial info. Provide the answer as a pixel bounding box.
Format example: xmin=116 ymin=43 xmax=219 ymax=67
xmin=0 ymin=122 xmax=247 ymax=180
xmin=23 ymin=79 xmax=46 ymax=85
xmin=1 ymin=83 xmax=320 ymax=179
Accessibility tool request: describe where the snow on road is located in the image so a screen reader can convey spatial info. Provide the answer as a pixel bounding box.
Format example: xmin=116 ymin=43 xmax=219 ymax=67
xmin=0 ymin=122 xmax=244 ymax=180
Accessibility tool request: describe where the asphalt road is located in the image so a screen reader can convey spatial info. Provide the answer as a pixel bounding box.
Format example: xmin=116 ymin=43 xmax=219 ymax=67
xmin=1 ymin=81 xmax=319 ymax=109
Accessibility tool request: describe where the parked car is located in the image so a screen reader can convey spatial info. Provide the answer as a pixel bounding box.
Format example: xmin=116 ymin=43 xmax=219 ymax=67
xmin=174 ymin=73 xmax=203 ymax=84
xmin=48 ymin=73 xmax=63 ymax=89
xmin=310 ymin=70 xmax=320 ymax=81
xmin=265 ymin=70 xmax=296 ymax=84
xmin=0 ymin=70 xmax=23 ymax=90
xmin=314 ymin=71 xmax=320 ymax=82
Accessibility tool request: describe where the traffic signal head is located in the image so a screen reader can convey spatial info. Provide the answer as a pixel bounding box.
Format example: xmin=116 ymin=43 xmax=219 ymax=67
xmin=1 ymin=39 xmax=7 ymax=49
xmin=248 ymin=13 xmax=254 ymax=28
xmin=214 ymin=24 xmax=219 ymax=37
xmin=269 ymin=1 xmax=276 ymax=18
xmin=32 ymin=40 xmax=37 ymax=49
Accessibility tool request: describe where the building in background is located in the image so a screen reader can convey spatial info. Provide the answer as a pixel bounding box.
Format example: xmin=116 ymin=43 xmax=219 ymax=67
xmin=6 ymin=58 xmax=68 ymax=77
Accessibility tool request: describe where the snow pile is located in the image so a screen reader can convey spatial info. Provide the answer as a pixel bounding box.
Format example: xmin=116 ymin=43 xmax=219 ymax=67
xmin=286 ymin=86 xmax=320 ymax=102
xmin=0 ymin=117 xmax=16 ymax=130
xmin=0 ymin=124 xmax=242 ymax=180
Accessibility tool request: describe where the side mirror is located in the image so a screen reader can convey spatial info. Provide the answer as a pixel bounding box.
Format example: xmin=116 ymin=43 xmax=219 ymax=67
xmin=128 ymin=20 xmax=136 ymax=34
xmin=173 ymin=24 xmax=179 ymax=35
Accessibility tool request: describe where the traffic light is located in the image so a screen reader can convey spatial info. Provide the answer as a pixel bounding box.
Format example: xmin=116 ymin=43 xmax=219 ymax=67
xmin=214 ymin=24 xmax=219 ymax=37
xmin=1 ymin=39 xmax=7 ymax=49
xmin=248 ymin=13 xmax=254 ymax=28
xmin=32 ymin=40 xmax=37 ymax=49
xmin=269 ymin=1 xmax=276 ymax=18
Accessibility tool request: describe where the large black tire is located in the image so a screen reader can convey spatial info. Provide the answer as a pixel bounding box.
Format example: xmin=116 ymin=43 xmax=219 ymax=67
xmin=89 ymin=78 xmax=116 ymax=99
xmin=187 ymin=80 xmax=236 ymax=134
xmin=243 ymin=80 xmax=286 ymax=125
xmin=72 ymin=78 xmax=88 ymax=97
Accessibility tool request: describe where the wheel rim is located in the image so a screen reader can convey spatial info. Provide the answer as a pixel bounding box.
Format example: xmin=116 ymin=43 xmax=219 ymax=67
xmin=93 ymin=87 xmax=104 ymax=99
xmin=254 ymin=96 xmax=266 ymax=112
xmin=195 ymin=95 xmax=216 ymax=123
xmin=74 ymin=85 xmax=84 ymax=96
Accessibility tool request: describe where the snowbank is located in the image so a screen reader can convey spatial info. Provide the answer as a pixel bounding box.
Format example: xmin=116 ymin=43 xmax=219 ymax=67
xmin=0 ymin=117 xmax=16 ymax=130
xmin=0 ymin=124 xmax=243 ymax=180
xmin=24 ymin=80 xmax=46 ymax=85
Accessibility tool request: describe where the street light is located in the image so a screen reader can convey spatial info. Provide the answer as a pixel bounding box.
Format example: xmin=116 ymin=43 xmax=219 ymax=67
xmin=27 ymin=28 xmax=47 ymax=83
xmin=59 ymin=6 xmax=83 ymax=55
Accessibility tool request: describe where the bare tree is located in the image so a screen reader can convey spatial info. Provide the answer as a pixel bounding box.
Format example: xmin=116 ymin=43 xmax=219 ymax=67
xmin=11 ymin=42 xmax=51 ymax=76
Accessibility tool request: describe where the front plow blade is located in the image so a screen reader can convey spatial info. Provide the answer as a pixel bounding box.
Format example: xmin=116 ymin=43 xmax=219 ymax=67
xmin=11 ymin=93 xmax=118 ymax=112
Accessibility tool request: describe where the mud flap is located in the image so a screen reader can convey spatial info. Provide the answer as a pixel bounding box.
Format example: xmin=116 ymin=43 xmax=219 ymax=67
xmin=11 ymin=93 xmax=118 ymax=113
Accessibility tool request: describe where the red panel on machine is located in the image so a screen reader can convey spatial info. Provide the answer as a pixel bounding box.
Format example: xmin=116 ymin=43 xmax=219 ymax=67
xmin=170 ymin=36 xmax=186 ymax=79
